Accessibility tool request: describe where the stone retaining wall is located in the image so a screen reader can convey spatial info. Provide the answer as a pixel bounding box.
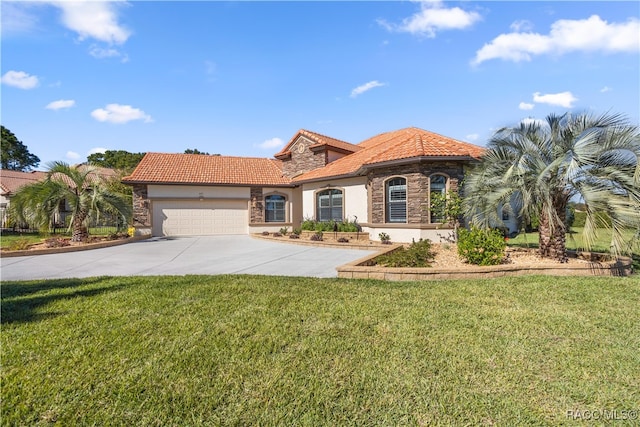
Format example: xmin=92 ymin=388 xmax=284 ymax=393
xmin=337 ymin=247 xmax=633 ymax=280
xmin=299 ymin=230 xmax=370 ymax=241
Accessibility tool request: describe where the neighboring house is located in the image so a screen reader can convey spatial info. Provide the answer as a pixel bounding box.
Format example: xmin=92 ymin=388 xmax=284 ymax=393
xmin=123 ymin=127 xmax=491 ymax=243
xmin=0 ymin=170 xmax=47 ymax=227
xmin=0 ymin=165 xmax=118 ymax=229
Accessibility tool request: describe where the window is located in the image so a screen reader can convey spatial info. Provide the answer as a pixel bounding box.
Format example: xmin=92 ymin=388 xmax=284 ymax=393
xmin=265 ymin=195 xmax=286 ymax=222
xmin=430 ymin=174 xmax=447 ymax=223
xmin=502 ymin=206 xmax=510 ymax=221
xmin=316 ymin=189 xmax=343 ymax=222
xmin=386 ymin=178 xmax=407 ymax=223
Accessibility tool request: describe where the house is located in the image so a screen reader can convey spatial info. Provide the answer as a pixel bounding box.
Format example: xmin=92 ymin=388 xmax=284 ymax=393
xmin=0 ymin=170 xmax=47 ymax=227
xmin=122 ymin=127 xmax=488 ymax=242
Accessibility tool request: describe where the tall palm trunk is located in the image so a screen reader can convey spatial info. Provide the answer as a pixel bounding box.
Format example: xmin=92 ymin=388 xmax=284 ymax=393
xmin=538 ymin=201 xmax=568 ymax=263
xmin=71 ymin=209 xmax=89 ymax=242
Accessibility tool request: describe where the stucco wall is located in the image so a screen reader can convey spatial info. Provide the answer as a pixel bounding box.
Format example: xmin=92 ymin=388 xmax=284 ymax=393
xmin=301 ymin=177 xmax=368 ymax=223
xmin=148 ymin=185 xmax=249 ymax=199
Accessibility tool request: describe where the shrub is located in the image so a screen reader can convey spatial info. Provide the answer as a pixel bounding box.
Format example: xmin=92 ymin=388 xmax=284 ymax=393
xmin=379 ymin=232 xmax=391 ymax=244
xmin=279 ymin=227 xmax=289 ymax=235
xmin=301 ymin=219 xmax=360 ymax=232
xmin=457 ymin=226 xmax=506 ymax=266
xmin=8 ymin=238 xmax=31 ymax=251
xmin=310 ymin=231 xmax=323 ymax=241
xmin=292 ymin=227 xmax=302 ymax=236
xmin=375 ymin=239 xmax=434 ymax=267
xmin=45 ymin=237 xmax=71 ymax=248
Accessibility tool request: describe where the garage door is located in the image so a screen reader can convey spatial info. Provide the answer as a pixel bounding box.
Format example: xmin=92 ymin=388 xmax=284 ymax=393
xmin=152 ymin=200 xmax=248 ymax=236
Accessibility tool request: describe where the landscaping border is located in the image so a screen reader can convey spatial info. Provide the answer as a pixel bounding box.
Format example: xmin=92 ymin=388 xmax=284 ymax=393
xmin=0 ymin=235 xmax=151 ymax=258
xmin=337 ymin=246 xmax=633 ymax=280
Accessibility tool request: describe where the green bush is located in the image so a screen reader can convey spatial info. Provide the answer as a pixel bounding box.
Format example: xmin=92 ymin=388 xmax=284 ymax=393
xmin=375 ymin=239 xmax=434 ymax=268
xmin=8 ymin=238 xmax=31 ymax=251
xmin=457 ymin=226 xmax=506 ymax=266
xmin=301 ymin=219 xmax=360 ymax=232
xmin=572 ymin=211 xmax=611 ymax=229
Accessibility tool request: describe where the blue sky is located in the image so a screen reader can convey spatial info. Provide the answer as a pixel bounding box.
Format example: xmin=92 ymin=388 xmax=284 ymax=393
xmin=2 ymin=1 xmax=639 ymax=167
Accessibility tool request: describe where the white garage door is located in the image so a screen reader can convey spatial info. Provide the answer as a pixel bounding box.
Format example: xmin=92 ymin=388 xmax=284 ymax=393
xmin=153 ymin=200 xmax=248 ymax=236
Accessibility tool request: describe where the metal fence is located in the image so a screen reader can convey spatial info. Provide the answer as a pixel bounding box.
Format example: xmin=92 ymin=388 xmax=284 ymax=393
xmin=0 ymin=208 xmax=128 ymax=236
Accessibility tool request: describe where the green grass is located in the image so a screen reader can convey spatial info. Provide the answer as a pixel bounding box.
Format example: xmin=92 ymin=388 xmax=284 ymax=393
xmin=508 ymin=227 xmax=638 ymax=254
xmin=0 ymin=233 xmax=48 ymax=249
xmin=3 ymin=275 xmax=639 ymax=425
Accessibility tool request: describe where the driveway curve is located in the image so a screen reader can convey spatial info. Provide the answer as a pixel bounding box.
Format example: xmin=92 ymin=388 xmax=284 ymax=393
xmin=1 ymin=236 xmax=377 ymax=281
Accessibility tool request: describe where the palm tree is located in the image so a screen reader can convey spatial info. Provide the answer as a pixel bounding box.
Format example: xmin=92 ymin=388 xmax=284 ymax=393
xmin=463 ymin=112 xmax=640 ymax=262
xmin=10 ymin=162 xmax=132 ymax=242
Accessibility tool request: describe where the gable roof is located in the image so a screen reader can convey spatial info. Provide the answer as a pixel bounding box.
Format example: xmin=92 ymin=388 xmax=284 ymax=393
xmin=274 ymin=129 xmax=361 ymax=159
xmin=122 ymin=153 xmax=291 ymax=186
xmin=0 ymin=170 xmax=47 ymax=196
xmin=292 ymin=127 xmax=485 ymax=183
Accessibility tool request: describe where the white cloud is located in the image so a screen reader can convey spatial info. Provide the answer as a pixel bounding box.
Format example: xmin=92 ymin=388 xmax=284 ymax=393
xmin=532 ymin=91 xmax=578 ymax=108
xmin=350 ymin=80 xmax=386 ymax=98
xmin=379 ymin=0 xmax=481 ymax=38
xmin=465 ymin=134 xmax=479 ymax=142
xmin=91 ymin=104 xmax=152 ymax=124
xmin=46 ymin=99 xmax=75 ymax=110
xmin=66 ymin=151 xmax=80 ymax=160
xmin=600 ymin=86 xmax=612 ymax=93
xmin=88 ymin=147 xmax=107 ymax=155
xmin=51 ymin=1 xmax=131 ymax=45
xmin=1 ymin=70 xmax=39 ymax=89
xmin=519 ymin=102 xmax=535 ymax=110
xmin=510 ymin=20 xmax=534 ymax=32
xmin=1 ymin=2 xmax=39 ymax=36
xmin=256 ymin=137 xmax=284 ymax=150
xmin=89 ymin=45 xmax=129 ymax=62
xmin=473 ymin=15 xmax=640 ymax=65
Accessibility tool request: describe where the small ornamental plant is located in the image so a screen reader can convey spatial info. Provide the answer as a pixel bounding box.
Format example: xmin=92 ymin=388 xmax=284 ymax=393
xmin=379 ymin=232 xmax=391 ymax=244
xmin=457 ymin=226 xmax=507 ymax=266
xmin=376 ymin=239 xmax=434 ymax=268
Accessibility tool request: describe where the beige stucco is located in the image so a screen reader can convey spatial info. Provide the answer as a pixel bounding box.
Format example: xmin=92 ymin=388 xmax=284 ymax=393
xmin=301 ymin=177 xmax=368 ymax=223
xmin=148 ymin=184 xmax=250 ymax=199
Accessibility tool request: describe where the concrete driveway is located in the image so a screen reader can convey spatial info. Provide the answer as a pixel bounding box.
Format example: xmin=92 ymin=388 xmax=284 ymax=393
xmin=1 ymin=235 xmax=377 ymax=281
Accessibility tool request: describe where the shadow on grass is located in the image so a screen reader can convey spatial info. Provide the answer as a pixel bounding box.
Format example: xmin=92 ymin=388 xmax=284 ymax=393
xmin=1 ymin=278 xmax=124 ymax=324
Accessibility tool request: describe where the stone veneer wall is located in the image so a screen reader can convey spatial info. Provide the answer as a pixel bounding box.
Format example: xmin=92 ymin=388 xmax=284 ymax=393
xmin=368 ymin=162 xmax=463 ymax=224
xmin=132 ymin=184 xmax=150 ymax=228
xmin=250 ymin=187 xmax=264 ymax=223
xmin=281 ymin=137 xmax=327 ymax=179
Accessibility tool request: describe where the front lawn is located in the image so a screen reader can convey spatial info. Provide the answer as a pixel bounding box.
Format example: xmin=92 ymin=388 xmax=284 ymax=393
xmin=2 ymin=275 xmax=639 ymax=425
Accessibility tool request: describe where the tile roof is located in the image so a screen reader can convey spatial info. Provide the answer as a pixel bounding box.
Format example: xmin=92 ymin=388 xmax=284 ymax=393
xmin=274 ymin=129 xmax=361 ymax=158
xmin=122 ymin=153 xmax=291 ymax=186
xmin=0 ymin=170 xmax=47 ymax=195
xmin=293 ymin=127 xmax=485 ymax=183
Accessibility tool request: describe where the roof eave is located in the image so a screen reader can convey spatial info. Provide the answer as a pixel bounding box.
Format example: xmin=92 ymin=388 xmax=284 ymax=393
xmin=121 ymin=179 xmax=293 ymax=187
xmin=362 ymin=155 xmax=481 ymax=170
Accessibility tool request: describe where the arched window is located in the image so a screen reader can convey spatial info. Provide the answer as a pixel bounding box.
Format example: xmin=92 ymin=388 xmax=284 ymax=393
xmin=316 ymin=189 xmax=343 ymax=222
xmin=430 ymin=174 xmax=448 ymax=223
xmin=386 ymin=177 xmax=407 ymax=223
xmin=265 ymin=194 xmax=286 ymax=222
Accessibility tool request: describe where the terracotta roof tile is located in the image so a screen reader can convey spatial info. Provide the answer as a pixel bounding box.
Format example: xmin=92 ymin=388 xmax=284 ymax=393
xmin=293 ymin=127 xmax=485 ymax=183
xmin=275 ymin=129 xmax=360 ymax=157
xmin=0 ymin=170 xmax=47 ymax=195
xmin=123 ymin=153 xmax=291 ymax=186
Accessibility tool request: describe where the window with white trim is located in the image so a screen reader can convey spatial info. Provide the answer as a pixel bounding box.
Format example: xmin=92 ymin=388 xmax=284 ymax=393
xmin=316 ymin=189 xmax=343 ymax=222
xmin=386 ymin=178 xmax=407 ymax=223
xmin=265 ymin=194 xmax=286 ymax=222
xmin=430 ymin=174 xmax=447 ymax=223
